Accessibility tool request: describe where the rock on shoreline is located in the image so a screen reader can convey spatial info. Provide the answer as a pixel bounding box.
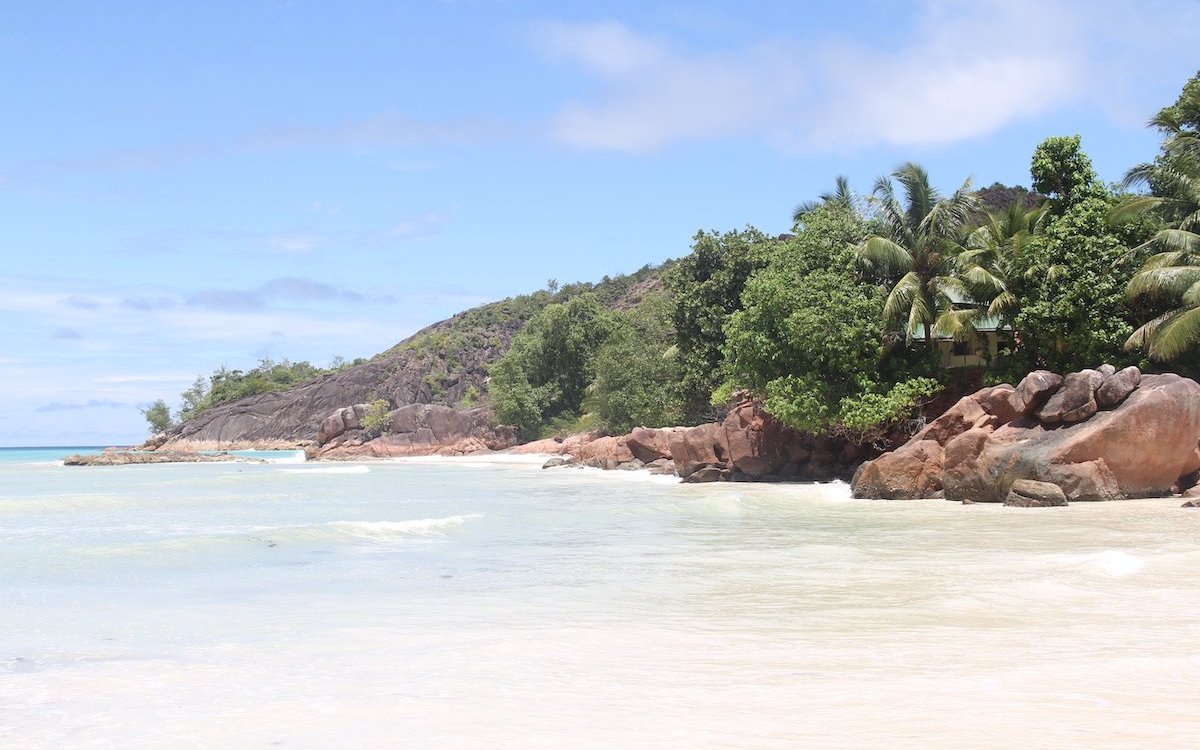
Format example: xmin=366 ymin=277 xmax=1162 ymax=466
xmin=63 ymin=451 xmax=247 ymax=466
xmin=852 ymin=366 xmax=1200 ymax=504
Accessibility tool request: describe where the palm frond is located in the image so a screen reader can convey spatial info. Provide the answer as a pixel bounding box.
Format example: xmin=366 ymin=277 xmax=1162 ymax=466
xmin=1126 ymin=265 xmax=1200 ymax=300
xmin=1148 ymin=305 xmax=1200 ymax=360
xmin=856 ymin=236 xmax=914 ymax=276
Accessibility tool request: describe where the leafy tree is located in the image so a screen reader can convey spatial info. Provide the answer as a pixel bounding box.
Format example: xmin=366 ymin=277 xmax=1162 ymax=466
xmin=488 ymin=293 xmax=616 ymax=437
xmin=666 ymin=227 xmax=773 ymax=422
xmin=722 ymin=206 xmax=936 ymax=443
xmin=139 ymin=399 xmax=174 ymax=434
xmin=591 ymin=293 xmax=684 ymax=433
xmin=1001 ymin=136 xmax=1142 ymax=378
xmin=854 ymin=163 xmax=980 ymax=347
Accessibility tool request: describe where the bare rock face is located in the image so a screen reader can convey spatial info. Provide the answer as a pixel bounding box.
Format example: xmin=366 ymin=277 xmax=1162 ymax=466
xmin=853 ymin=367 xmax=1198 ymax=503
xmin=312 ymin=403 xmax=517 ymax=459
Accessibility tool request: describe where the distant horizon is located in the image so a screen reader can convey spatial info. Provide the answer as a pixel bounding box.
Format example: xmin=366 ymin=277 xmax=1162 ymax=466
xmin=3 ymin=0 xmax=1198 ymax=445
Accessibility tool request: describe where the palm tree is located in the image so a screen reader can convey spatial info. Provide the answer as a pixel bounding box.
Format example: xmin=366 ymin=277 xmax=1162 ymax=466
xmin=792 ymin=175 xmax=855 ymax=224
xmin=949 ymin=200 xmax=1049 ymax=329
xmin=1121 ymin=78 xmax=1200 ymax=360
xmin=854 ymin=163 xmax=979 ymax=347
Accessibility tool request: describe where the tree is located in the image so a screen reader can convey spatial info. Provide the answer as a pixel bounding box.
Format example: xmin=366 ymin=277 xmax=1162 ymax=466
xmin=854 ymin=163 xmax=979 ymax=347
xmin=666 ymin=227 xmax=773 ymax=422
xmin=952 ymin=199 xmax=1048 ymax=328
xmin=488 ymin=293 xmax=616 ymax=437
xmin=139 ymin=399 xmax=174 ymax=434
xmin=793 ymin=175 xmax=856 ymax=224
xmin=591 ymin=293 xmax=685 ymax=433
xmin=1120 ymin=72 xmax=1200 ymax=360
xmin=1000 ymin=136 xmax=1142 ymax=378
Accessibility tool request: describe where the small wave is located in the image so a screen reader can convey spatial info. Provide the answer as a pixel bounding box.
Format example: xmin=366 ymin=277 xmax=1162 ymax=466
xmin=278 ymin=465 xmax=371 ymax=475
xmin=260 ymin=515 xmax=482 ymax=544
xmin=1067 ymin=549 xmax=1146 ymax=577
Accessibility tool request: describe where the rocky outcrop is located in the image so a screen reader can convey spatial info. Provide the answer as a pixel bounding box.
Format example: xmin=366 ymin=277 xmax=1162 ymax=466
xmin=63 ymin=451 xmax=244 ymax=466
xmin=309 ymin=403 xmax=518 ymax=459
xmin=853 ymin=366 xmax=1200 ymax=503
xmin=527 ymin=398 xmax=868 ymax=481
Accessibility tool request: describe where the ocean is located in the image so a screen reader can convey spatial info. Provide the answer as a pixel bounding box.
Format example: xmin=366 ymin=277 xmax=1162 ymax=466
xmin=2 ymin=448 xmax=1199 ymax=748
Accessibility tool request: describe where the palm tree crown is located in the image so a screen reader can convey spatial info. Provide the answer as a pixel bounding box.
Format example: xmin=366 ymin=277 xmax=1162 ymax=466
xmin=854 ymin=163 xmax=979 ymax=346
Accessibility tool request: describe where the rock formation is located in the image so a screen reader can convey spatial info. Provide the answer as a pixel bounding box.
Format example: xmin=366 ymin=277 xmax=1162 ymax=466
xmin=63 ymin=451 xmax=245 ymax=466
xmin=852 ymin=366 xmax=1200 ymax=503
xmin=516 ymin=397 xmax=869 ymax=482
xmin=309 ymin=403 xmax=518 ymax=459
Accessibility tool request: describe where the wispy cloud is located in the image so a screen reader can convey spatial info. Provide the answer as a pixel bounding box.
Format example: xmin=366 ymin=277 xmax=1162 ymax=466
xmin=52 ymin=327 xmax=83 ymax=340
xmin=531 ymin=0 xmax=1200 ymax=152
xmin=15 ymin=114 xmax=506 ymax=176
xmin=185 ymin=276 xmax=396 ymax=311
xmin=36 ymin=399 xmax=127 ymax=413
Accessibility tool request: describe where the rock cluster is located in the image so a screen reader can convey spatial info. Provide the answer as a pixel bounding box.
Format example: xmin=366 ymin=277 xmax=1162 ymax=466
xmin=309 ymin=403 xmax=518 ymax=459
xmin=852 ymin=366 xmax=1200 ymax=505
xmin=524 ymin=398 xmax=867 ymax=482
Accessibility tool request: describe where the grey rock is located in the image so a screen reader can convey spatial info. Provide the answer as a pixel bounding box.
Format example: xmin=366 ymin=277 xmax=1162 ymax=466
xmin=683 ymin=465 xmax=727 ymax=483
xmin=1037 ymin=369 xmax=1103 ymax=424
xmin=618 ymin=458 xmax=646 ymax=471
xmin=1009 ymin=371 xmax=1063 ymax=416
xmin=1098 ymin=363 xmax=1117 ymax=377
xmin=1096 ymin=366 xmax=1141 ymax=408
xmin=542 ymin=457 xmax=571 ymax=469
xmin=1009 ymin=479 xmax=1068 ymax=505
xmin=1183 ymin=499 xmax=1200 ymax=508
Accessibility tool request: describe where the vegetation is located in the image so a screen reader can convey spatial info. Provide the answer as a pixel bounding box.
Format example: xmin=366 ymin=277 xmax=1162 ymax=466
xmin=139 ymin=399 xmax=174 ymax=434
xmin=150 ymin=72 xmax=1200 ymax=451
xmin=360 ymin=399 xmax=391 ymax=436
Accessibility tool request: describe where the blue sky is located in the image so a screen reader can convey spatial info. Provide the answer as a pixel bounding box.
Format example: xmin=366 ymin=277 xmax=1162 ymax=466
xmin=2 ymin=0 xmax=1197 ymax=446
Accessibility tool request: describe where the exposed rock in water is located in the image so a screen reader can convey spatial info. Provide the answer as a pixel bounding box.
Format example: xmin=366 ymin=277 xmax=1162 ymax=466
xmin=1004 ymin=479 xmax=1068 ymax=507
xmin=542 ymin=456 xmax=571 ymax=469
xmin=63 ymin=451 xmax=245 ymax=466
xmin=853 ymin=366 xmax=1200 ymax=503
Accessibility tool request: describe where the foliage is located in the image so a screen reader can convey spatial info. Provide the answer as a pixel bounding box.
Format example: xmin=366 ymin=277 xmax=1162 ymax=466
xmin=666 ymin=227 xmax=774 ymax=422
xmin=1121 ymin=71 xmax=1200 ymax=362
xmin=1000 ymin=136 xmax=1144 ymax=378
xmin=855 ymin=163 xmax=980 ymax=345
xmin=360 ymin=399 xmax=392 ymax=435
xmin=139 ymin=399 xmax=174 ymax=434
xmin=179 ymin=358 xmax=330 ymax=421
xmin=591 ymin=293 xmax=685 ymax=433
xmin=722 ymin=206 xmax=934 ymax=442
xmin=488 ymin=293 xmax=616 ymax=437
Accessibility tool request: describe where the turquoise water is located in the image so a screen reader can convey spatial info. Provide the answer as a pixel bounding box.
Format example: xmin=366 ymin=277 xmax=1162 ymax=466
xmin=2 ymin=455 xmax=1199 ymax=748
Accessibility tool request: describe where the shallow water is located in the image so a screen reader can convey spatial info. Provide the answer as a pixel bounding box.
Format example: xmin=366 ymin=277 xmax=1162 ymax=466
xmin=2 ymin=454 xmax=1199 ymax=748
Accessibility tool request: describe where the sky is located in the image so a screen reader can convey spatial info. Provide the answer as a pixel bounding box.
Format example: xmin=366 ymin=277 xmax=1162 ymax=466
xmin=1 ymin=0 xmax=1198 ymax=446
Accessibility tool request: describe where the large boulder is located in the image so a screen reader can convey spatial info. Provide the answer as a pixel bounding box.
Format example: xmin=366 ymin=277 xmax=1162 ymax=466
xmin=1036 ymin=369 xmax=1103 ymax=424
xmin=1097 ymin=366 xmax=1141 ymax=408
xmin=1009 ymin=371 xmax=1063 ymax=417
xmin=855 ymin=369 xmax=1200 ymax=503
xmin=626 ymin=427 xmax=682 ymax=463
xmin=668 ymin=423 xmax=730 ymax=479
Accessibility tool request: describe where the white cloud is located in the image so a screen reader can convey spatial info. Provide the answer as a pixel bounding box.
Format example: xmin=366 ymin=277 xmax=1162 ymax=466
xmin=531 ymin=0 xmax=1200 ymax=152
